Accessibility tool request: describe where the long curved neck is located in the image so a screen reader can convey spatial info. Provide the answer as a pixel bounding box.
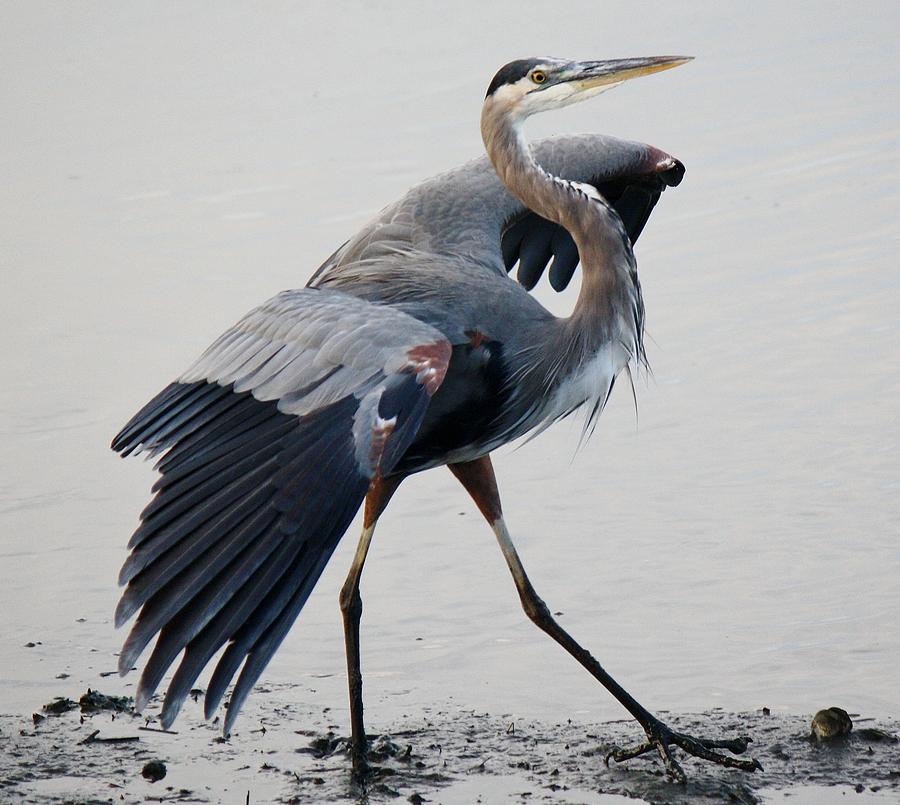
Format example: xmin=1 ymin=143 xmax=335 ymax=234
xmin=480 ymin=99 xmax=638 ymax=342
xmin=481 ymin=102 xmax=576 ymax=229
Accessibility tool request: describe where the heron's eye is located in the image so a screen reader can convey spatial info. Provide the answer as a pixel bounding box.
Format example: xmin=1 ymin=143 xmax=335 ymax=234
xmin=530 ymin=70 xmax=547 ymax=85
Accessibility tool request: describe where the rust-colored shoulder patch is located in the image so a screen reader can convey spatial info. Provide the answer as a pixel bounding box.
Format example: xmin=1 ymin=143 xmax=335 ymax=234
xmin=406 ymin=340 xmax=452 ymax=396
xmin=643 ymin=146 xmax=685 ymax=187
xmin=465 ymin=329 xmax=490 ymax=348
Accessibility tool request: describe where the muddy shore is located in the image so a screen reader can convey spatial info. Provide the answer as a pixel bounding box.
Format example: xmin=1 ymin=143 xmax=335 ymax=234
xmin=2 ymin=684 xmax=897 ymax=804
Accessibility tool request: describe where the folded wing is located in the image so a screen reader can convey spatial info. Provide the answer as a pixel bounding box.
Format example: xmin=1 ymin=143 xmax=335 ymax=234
xmin=309 ymin=133 xmax=684 ymax=292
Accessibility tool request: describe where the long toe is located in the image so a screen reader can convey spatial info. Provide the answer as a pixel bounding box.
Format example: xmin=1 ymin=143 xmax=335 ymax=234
xmin=671 ymin=731 xmax=763 ymax=773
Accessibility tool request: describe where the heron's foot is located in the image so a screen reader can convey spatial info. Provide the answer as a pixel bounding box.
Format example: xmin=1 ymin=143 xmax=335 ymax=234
xmin=307 ymin=733 xmax=372 ymax=782
xmin=350 ymin=735 xmax=411 ymax=784
xmin=604 ymin=716 xmax=763 ymax=783
xmin=347 ymin=735 xmax=380 ymax=785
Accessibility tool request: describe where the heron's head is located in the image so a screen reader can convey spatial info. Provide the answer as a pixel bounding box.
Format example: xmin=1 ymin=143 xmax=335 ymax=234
xmin=484 ymin=56 xmax=692 ymax=120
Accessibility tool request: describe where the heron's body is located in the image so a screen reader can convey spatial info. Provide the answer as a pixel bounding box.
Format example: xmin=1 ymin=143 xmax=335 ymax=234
xmin=311 ymin=133 xmax=679 ymax=471
xmin=112 ymin=57 xmax=761 ymax=782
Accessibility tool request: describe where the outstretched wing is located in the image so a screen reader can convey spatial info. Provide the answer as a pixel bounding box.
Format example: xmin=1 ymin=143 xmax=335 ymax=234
xmin=309 ymin=133 xmax=684 ymax=292
xmin=111 ymin=288 xmax=450 ymax=732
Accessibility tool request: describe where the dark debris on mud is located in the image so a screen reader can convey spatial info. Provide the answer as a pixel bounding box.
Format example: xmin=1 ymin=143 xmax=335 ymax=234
xmin=1 ymin=686 xmax=898 ymax=804
xmin=40 ymin=688 xmax=133 ymax=719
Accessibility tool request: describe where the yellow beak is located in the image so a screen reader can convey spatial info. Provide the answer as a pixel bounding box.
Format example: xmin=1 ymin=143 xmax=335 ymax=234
xmin=570 ymin=56 xmax=693 ymax=91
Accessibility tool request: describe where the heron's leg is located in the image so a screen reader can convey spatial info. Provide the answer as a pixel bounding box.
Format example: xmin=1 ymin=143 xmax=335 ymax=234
xmin=448 ymin=456 xmax=761 ymax=783
xmin=339 ymin=474 xmax=404 ymax=779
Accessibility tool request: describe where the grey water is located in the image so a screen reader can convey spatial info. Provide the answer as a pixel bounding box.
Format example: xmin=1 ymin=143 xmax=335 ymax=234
xmin=2 ymin=1 xmax=899 ymax=800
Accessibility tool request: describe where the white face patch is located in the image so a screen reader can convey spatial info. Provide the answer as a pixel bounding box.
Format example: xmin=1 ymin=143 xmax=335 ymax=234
xmin=526 ymin=77 xmax=622 ymax=112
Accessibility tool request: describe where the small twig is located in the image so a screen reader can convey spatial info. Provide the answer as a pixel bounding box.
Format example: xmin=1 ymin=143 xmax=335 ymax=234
xmin=139 ymin=725 xmax=179 ymax=735
xmin=80 ymin=729 xmax=140 ymax=745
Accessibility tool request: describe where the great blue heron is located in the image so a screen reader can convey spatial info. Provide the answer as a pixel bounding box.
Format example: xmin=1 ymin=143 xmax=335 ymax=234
xmin=111 ymin=55 xmax=762 ymax=782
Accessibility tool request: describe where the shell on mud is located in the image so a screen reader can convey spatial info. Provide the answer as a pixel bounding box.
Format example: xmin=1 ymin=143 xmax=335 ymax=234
xmin=811 ymin=707 xmax=853 ymax=740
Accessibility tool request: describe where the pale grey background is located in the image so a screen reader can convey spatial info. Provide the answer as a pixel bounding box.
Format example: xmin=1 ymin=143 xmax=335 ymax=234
xmin=2 ymin=0 xmax=898 ymax=743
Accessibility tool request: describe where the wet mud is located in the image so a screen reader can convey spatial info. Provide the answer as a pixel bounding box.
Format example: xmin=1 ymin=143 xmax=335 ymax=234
xmin=2 ymin=685 xmax=897 ymax=804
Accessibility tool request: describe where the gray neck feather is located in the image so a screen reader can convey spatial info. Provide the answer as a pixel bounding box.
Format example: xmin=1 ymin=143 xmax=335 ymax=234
xmin=480 ymin=99 xmax=645 ymax=373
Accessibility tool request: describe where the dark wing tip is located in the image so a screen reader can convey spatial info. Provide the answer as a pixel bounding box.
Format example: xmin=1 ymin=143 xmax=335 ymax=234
xmin=660 ymin=158 xmax=685 ymax=187
xmin=111 ymin=381 xmax=227 ymax=457
xmin=500 ymin=149 xmax=685 ymax=295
